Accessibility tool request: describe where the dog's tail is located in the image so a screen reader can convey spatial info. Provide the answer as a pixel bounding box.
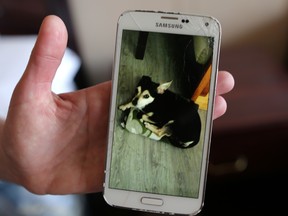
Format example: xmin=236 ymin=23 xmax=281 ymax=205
xmin=169 ymin=137 xmax=200 ymax=149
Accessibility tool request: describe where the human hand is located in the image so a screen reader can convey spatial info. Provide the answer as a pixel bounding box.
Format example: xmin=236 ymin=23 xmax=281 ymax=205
xmin=213 ymin=70 xmax=235 ymax=120
xmin=0 ymin=15 xmax=234 ymax=195
xmin=0 ymin=15 xmax=110 ymax=194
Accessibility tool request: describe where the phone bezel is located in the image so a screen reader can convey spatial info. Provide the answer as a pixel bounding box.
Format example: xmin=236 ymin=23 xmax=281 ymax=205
xmin=104 ymin=10 xmax=221 ymax=215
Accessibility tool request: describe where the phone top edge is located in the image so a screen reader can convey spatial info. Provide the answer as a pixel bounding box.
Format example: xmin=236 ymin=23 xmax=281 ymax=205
xmin=119 ymin=9 xmax=218 ymax=19
xmin=118 ymin=10 xmax=221 ymax=39
xmin=119 ymin=10 xmax=222 ymax=27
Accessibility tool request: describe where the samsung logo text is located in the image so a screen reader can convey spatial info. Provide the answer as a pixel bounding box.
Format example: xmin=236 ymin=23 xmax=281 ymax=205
xmin=155 ymin=23 xmax=183 ymax=29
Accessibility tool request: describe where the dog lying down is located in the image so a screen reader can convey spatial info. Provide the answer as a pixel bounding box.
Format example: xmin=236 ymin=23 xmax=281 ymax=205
xmin=119 ymin=76 xmax=202 ymax=148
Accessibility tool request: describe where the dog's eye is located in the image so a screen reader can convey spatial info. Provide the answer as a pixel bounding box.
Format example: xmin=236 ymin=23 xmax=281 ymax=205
xmin=143 ymin=94 xmax=150 ymax=99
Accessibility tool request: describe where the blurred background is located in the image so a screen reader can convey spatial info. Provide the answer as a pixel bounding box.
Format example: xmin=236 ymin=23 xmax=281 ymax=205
xmin=0 ymin=0 xmax=288 ymax=215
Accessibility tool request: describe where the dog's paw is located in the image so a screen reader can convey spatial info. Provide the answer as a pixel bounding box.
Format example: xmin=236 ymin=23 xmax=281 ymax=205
xmin=119 ymin=104 xmax=128 ymax=111
xmin=144 ymin=122 xmax=155 ymax=131
xmin=143 ymin=122 xmax=150 ymax=127
xmin=119 ymin=102 xmax=134 ymax=111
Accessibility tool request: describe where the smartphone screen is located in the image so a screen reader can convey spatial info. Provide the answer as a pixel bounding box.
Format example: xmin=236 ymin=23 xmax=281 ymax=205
xmin=104 ymin=11 xmax=221 ymax=215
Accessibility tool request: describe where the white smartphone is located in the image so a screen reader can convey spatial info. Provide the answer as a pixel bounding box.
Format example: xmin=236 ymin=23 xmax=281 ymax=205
xmin=104 ymin=10 xmax=221 ymax=215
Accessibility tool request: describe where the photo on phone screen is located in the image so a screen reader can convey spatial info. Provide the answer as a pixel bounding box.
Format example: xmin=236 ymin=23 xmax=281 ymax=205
xmin=104 ymin=11 xmax=221 ymax=215
xmin=110 ymin=31 xmax=213 ymax=196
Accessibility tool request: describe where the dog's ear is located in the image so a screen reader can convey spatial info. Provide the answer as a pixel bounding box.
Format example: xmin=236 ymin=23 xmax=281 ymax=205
xmin=157 ymin=81 xmax=172 ymax=94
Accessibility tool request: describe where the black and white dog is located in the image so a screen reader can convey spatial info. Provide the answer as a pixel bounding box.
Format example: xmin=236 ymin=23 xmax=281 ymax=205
xmin=119 ymin=76 xmax=201 ymax=148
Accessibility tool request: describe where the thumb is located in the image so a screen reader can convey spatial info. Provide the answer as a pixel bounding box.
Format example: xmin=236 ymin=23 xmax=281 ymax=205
xmin=16 ymin=15 xmax=68 ymax=100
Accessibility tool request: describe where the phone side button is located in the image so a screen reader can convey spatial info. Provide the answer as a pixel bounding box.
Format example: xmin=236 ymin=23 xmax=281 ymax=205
xmin=141 ymin=197 xmax=164 ymax=206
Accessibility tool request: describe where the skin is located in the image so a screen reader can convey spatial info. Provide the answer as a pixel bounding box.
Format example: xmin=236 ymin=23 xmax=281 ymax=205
xmin=0 ymin=15 xmax=234 ymax=195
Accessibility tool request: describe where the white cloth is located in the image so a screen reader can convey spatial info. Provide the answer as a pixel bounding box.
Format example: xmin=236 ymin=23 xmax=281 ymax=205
xmin=0 ymin=35 xmax=81 ymax=118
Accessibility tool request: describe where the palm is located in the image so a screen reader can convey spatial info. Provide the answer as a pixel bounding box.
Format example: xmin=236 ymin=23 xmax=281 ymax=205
xmin=4 ymin=81 xmax=110 ymax=194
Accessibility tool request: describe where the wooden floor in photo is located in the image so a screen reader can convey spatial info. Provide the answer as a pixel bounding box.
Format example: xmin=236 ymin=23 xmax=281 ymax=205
xmin=109 ymin=30 xmax=208 ymax=198
xmin=110 ymin=111 xmax=206 ymax=197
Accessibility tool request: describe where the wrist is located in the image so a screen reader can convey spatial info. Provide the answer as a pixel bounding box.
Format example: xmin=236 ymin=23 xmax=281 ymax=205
xmin=0 ymin=120 xmax=13 ymax=183
xmin=0 ymin=119 xmax=7 ymax=180
xmin=0 ymin=120 xmax=5 ymax=179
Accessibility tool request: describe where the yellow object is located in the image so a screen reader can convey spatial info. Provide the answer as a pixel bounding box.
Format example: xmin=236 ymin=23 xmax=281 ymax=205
xmin=195 ymin=93 xmax=209 ymax=110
